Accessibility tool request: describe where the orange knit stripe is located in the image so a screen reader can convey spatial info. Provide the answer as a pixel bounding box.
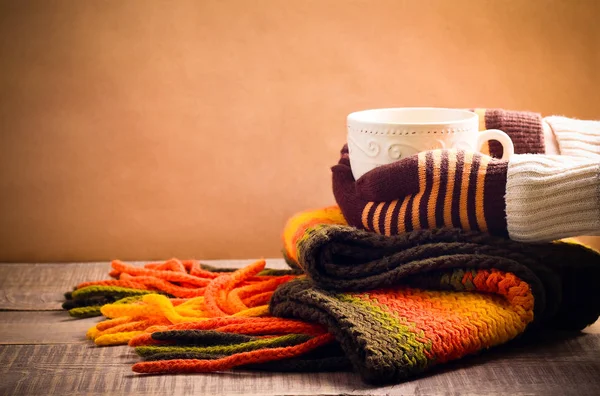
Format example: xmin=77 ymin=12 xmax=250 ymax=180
xmin=111 ymin=261 xmax=211 ymax=287
xmin=228 ymin=260 xmax=266 ymax=285
xmin=131 ymin=333 xmax=334 ymax=373
xmin=148 ymin=259 xmax=187 ymax=273
xmin=362 ymin=202 xmax=374 ymax=229
xmin=383 ymin=200 xmax=398 ymax=236
xmin=129 ymin=332 xmax=166 ymax=347
xmin=178 ymin=260 xmax=221 ymax=278
xmin=118 ymin=274 xmax=206 ymax=298
xmin=95 ymin=316 xmax=132 ymax=331
xmin=143 ymin=261 xmax=178 ymax=270
xmin=471 ymin=269 xmax=534 ymax=314
xmin=203 ymin=275 xmax=232 ymax=317
xmin=458 ymin=151 xmax=474 ymax=230
xmin=411 ymin=152 xmax=427 ymax=229
xmin=204 ymin=260 xmax=267 ymax=316
xmin=76 ymin=279 xmax=148 ymax=290
xmin=242 ymin=291 xmax=273 ymax=307
xmin=177 ymin=282 xmax=198 ymax=289
xmin=281 ymin=206 xmax=345 ymax=265
xmin=170 ymin=299 xmax=193 ymax=306
xmin=144 ymin=259 xmax=223 ymax=277
xmin=397 ymin=196 xmax=410 ymax=233
xmin=427 ymin=150 xmax=442 ymax=228
xmin=181 ymin=260 xmax=201 ymax=270
xmin=288 ymin=217 xmax=337 ymax=262
xmin=227 ymin=292 xmax=249 ymax=312
xmin=95 ymin=318 xmax=170 ymax=338
xmin=147 ymin=317 xmax=305 ymax=334
xmin=372 ymin=202 xmax=385 ymax=234
xmin=188 ymin=266 xmax=221 ymax=279
xmin=228 ymin=276 xmax=295 ymax=312
xmin=475 ymin=155 xmax=490 ymax=232
xmin=443 ymin=150 xmax=457 ymax=227
xmin=215 ymin=321 xmax=326 ymax=336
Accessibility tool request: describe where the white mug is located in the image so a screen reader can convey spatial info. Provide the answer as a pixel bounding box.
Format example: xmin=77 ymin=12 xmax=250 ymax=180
xmin=347 ymin=107 xmax=514 ymax=180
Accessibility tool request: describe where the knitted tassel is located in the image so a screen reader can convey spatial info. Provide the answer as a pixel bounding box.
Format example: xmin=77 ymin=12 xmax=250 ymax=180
xmin=62 ymin=206 xmax=600 ymax=384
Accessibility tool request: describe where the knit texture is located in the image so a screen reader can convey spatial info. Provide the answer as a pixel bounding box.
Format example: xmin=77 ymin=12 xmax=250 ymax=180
xmin=127 ymin=221 xmax=600 ymax=382
xmin=333 ymin=146 xmax=510 ymax=236
xmin=62 ymin=207 xmax=600 ymax=384
xmin=506 ymin=154 xmax=600 ymax=242
xmin=545 ymin=116 xmax=600 ymax=159
xmin=64 ymin=258 xmax=300 ymax=345
xmin=273 ymin=224 xmax=600 ymax=383
xmin=472 ymin=108 xmax=545 ymax=157
xmin=281 ymin=205 xmax=347 ymax=267
xmin=335 ymin=145 xmax=600 ymax=242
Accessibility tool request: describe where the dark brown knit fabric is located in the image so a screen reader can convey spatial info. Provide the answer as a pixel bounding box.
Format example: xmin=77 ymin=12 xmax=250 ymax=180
xmin=484 ymin=109 xmax=545 ymax=157
xmin=266 ymin=225 xmax=600 ymax=383
xmin=292 ymin=224 xmax=600 ymax=329
xmin=333 ymin=146 xmax=509 ymax=236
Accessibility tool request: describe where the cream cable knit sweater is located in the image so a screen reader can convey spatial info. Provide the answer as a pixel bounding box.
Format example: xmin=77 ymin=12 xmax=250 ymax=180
xmin=506 ymin=117 xmax=600 ymax=242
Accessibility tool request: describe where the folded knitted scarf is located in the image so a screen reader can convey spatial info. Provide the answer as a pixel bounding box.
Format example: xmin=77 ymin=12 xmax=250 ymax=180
xmin=268 ymin=223 xmax=600 ymax=383
xmin=63 ymin=206 xmax=600 ymax=384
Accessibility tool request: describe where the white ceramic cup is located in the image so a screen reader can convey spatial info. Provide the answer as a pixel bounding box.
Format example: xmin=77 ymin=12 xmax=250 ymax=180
xmin=347 ymin=107 xmax=514 ymax=180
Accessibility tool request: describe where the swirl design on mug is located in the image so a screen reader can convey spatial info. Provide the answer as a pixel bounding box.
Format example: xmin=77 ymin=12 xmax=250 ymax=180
xmin=347 ymin=135 xmax=380 ymax=157
xmin=387 ymin=143 xmax=420 ymax=160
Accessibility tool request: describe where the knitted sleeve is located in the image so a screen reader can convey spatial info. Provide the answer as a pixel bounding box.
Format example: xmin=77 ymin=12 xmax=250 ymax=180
xmin=472 ymin=108 xmax=546 ymax=157
xmin=505 ymin=155 xmax=600 ymax=242
xmin=545 ymin=116 xmax=600 ymax=159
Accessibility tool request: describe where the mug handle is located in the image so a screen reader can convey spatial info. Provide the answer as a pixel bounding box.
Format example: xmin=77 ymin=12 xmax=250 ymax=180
xmin=476 ymin=129 xmax=514 ymax=160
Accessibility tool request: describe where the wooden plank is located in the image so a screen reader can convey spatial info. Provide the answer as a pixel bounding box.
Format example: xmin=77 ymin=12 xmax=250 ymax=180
xmin=0 ymin=311 xmax=100 ymax=345
xmin=1 ymin=336 xmax=600 ymax=396
xmin=0 ymin=259 xmax=289 ymax=310
xmin=0 ymin=344 xmax=406 ymax=396
xmin=1 ymin=260 xmax=599 ymax=395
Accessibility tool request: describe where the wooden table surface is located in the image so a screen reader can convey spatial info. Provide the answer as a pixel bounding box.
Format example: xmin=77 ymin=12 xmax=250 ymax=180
xmin=1 ymin=259 xmax=600 ymax=396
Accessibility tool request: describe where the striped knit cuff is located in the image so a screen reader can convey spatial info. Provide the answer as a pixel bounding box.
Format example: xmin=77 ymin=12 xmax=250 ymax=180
xmin=545 ymin=116 xmax=600 ymax=159
xmin=506 ymin=155 xmax=600 ymax=242
xmin=483 ymin=109 xmax=545 ymax=157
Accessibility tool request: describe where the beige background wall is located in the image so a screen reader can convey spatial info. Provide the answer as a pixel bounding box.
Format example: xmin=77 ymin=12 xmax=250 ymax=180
xmin=1 ymin=0 xmax=599 ymax=262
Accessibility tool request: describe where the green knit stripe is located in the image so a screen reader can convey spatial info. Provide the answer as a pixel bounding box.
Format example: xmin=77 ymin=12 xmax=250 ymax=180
xmin=113 ymin=295 xmax=146 ymax=305
xmin=296 ymin=225 xmax=328 ymax=258
xmin=336 ymin=293 xmax=433 ymax=372
xmin=71 ymin=286 xmax=160 ymax=300
xmin=67 ymin=295 xmax=145 ymax=318
xmin=136 ymin=333 xmax=313 ymax=358
xmin=68 ymin=306 xmax=103 ymax=318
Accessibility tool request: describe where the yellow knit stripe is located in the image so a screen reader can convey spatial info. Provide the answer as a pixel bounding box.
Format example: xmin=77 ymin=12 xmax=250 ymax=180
xmin=232 ymin=305 xmax=270 ymax=317
xmin=349 ymin=271 xmax=534 ymax=362
xmin=475 ymin=155 xmax=490 ymax=232
xmin=101 ymin=294 xmax=210 ymax=323
xmin=362 ymin=202 xmax=374 ymax=229
xmin=443 ymin=150 xmax=457 ymax=227
xmin=384 ymin=200 xmax=399 ymax=236
xmin=95 ymin=331 xmax=144 ymax=346
xmin=427 ymin=150 xmax=442 ymax=228
xmin=411 ymin=152 xmax=428 ymax=229
xmin=397 ymin=196 xmax=410 ymax=233
xmin=459 ymin=151 xmax=474 ymax=230
xmin=372 ymin=202 xmax=385 ymax=234
xmin=282 ymin=206 xmax=347 ymax=263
